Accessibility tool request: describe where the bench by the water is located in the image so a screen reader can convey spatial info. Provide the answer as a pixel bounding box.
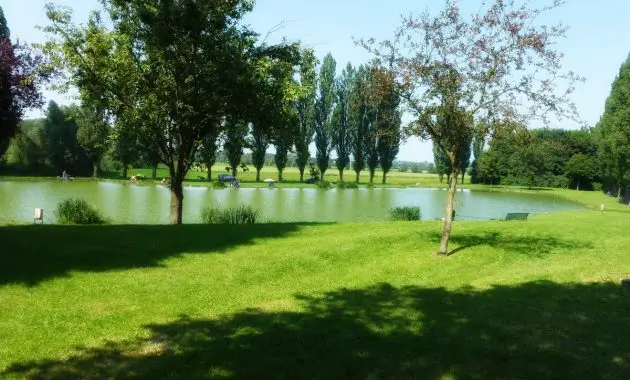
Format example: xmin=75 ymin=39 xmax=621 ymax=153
xmin=505 ymin=212 xmax=529 ymax=221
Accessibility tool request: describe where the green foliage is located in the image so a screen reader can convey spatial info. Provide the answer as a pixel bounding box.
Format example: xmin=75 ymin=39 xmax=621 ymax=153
xmin=75 ymin=108 xmax=110 ymax=178
xmin=55 ymin=198 xmax=107 ymax=225
xmin=433 ymin=142 xmax=452 ymax=183
xmin=478 ymin=128 xmax=598 ymax=189
xmin=389 ymin=206 xmax=421 ymax=221
xmin=212 ymin=180 xmax=227 ymax=189
xmin=336 ymin=180 xmax=358 ymax=189
xmin=249 ymin=124 xmax=268 ymax=182
xmin=294 ymin=49 xmax=317 ymax=181
xmin=350 ymin=65 xmax=371 ymax=181
xmin=200 ymin=204 xmax=259 ymax=224
xmin=224 ymin=121 xmax=249 ymax=177
xmin=332 ymin=63 xmax=355 ymax=178
xmin=565 ymin=153 xmax=597 ymax=190
xmin=593 ymin=54 xmax=630 ymax=197
xmin=314 ymin=53 xmax=336 ymax=179
xmin=317 ymin=180 xmax=332 ymax=189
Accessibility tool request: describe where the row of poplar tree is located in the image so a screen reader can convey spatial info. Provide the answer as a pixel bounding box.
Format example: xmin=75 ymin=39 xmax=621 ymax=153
xmin=202 ymin=52 xmax=401 ymax=185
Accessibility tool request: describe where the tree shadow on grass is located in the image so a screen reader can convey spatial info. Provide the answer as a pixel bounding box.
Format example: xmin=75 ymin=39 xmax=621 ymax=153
xmin=426 ymin=231 xmax=593 ymax=257
xmin=5 ymin=281 xmax=629 ymax=379
xmin=0 ymin=223 xmax=321 ymax=287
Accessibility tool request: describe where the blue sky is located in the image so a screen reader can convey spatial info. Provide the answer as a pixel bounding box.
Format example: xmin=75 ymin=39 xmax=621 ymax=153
xmin=4 ymin=0 xmax=630 ymax=162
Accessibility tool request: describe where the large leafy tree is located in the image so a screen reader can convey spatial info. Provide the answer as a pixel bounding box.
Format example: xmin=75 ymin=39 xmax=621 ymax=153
xmin=594 ymin=54 xmax=630 ymax=198
xmin=294 ymin=50 xmax=317 ymax=182
xmin=43 ymin=1 xmax=297 ymax=223
xmin=362 ymin=0 xmax=581 ymax=254
xmin=332 ymin=63 xmax=354 ymax=181
xmin=0 ymin=6 xmax=47 ymax=155
xmin=314 ymin=53 xmax=336 ymax=184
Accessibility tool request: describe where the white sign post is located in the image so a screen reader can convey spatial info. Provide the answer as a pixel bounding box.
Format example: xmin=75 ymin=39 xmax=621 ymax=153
xmin=34 ymin=208 xmax=44 ymax=224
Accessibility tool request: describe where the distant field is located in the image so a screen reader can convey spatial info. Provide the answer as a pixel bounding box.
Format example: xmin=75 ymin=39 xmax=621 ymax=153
xmin=113 ymin=164 xmax=469 ymax=188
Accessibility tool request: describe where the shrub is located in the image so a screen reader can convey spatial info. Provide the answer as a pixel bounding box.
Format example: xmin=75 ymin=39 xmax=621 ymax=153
xmin=592 ymin=182 xmax=603 ymax=192
xmin=201 ymin=204 xmax=259 ymax=224
xmin=337 ymin=180 xmax=359 ymax=189
xmin=317 ymin=180 xmax=332 ymax=189
xmin=56 ymin=198 xmax=108 ymax=225
xmin=389 ymin=206 xmax=422 ymax=221
xmin=212 ymin=180 xmax=227 ymax=189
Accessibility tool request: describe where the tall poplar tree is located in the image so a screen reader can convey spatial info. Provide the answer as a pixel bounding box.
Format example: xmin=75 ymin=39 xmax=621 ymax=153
xmin=314 ymin=53 xmax=336 ymax=184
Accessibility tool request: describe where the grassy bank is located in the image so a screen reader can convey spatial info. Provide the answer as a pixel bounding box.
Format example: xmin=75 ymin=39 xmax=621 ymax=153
xmin=1 ymin=165 xmax=471 ymax=188
xmin=1 ymin=189 xmax=629 ymax=378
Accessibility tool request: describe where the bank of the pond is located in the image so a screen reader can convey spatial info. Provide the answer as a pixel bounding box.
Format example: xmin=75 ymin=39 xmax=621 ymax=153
xmin=0 ymin=192 xmax=629 ymax=378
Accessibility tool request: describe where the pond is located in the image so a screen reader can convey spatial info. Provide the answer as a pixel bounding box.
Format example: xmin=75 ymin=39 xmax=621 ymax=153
xmin=0 ymin=180 xmax=584 ymax=224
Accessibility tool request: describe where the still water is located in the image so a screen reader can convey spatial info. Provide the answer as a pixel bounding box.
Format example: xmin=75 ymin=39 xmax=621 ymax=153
xmin=0 ymin=180 xmax=583 ymax=224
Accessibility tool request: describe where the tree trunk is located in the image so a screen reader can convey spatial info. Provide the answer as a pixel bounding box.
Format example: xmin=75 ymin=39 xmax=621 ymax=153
xmin=437 ymin=169 xmax=460 ymax=255
xmin=382 ymin=171 xmax=387 ymax=184
xmin=576 ymin=178 xmax=580 ymax=191
xmin=438 ymin=174 xmax=444 ymax=183
xmin=299 ymin=167 xmax=305 ymax=182
xmin=278 ymin=168 xmax=284 ymax=182
xmin=320 ymin=169 xmax=327 ymax=186
xmin=151 ymin=165 xmax=157 ymax=180
xmin=207 ymin=162 xmax=213 ymax=182
xmin=339 ymin=169 xmax=344 ymax=181
xmin=461 ymin=171 xmax=465 ymax=185
xmin=618 ymin=185 xmax=623 ymax=200
xmin=170 ymin=178 xmax=184 ymax=225
xmin=369 ymin=168 xmax=375 ymax=184
xmin=256 ymin=168 xmax=261 ymax=182
xmin=232 ymin=167 xmax=237 ymax=178
xmin=355 ymin=171 xmax=360 ymax=184
xmin=92 ymin=163 xmax=99 ymax=178
xmin=122 ymin=166 xmax=128 ymax=179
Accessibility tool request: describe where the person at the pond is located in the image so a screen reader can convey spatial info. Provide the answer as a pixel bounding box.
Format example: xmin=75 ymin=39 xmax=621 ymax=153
xmin=62 ymin=170 xmax=68 ymax=179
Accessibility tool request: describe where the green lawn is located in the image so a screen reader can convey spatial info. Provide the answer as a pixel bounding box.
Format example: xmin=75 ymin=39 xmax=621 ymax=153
xmin=1 ymin=191 xmax=629 ymax=379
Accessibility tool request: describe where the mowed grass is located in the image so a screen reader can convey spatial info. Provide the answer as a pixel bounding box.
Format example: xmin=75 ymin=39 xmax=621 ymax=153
xmin=1 ymin=191 xmax=630 ymax=378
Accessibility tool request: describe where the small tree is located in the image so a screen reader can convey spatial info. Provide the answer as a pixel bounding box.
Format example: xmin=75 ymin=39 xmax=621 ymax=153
xmin=362 ymin=0 xmax=582 ymax=254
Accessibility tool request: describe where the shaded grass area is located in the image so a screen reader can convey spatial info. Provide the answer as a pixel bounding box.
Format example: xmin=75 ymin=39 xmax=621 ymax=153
xmin=0 ymin=223 xmax=312 ymax=286
xmin=4 ymin=281 xmax=630 ymax=379
xmin=1 ymin=206 xmax=630 ymax=378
